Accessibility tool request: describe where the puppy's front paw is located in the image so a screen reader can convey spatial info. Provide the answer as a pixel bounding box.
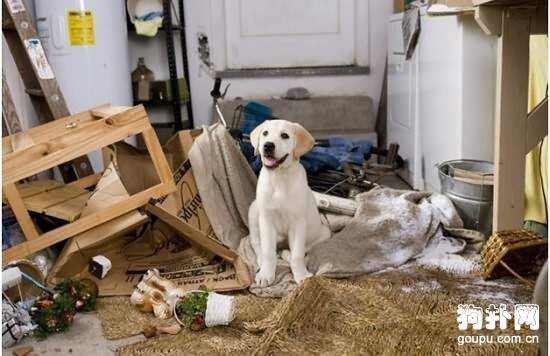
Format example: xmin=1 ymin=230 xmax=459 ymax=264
xmin=255 ymin=268 xmax=275 ymax=287
xmin=293 ymin=271 xmax=313 ymax=284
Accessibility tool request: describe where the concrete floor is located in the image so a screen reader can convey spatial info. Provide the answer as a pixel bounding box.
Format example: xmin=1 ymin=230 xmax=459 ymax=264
xmin=5 ymin=313 xmax=143 ymax=356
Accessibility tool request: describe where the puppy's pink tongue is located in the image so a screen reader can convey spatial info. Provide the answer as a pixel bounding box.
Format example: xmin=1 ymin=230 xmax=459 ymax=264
xmin=264 ymin=157 xmax=277 ymax=167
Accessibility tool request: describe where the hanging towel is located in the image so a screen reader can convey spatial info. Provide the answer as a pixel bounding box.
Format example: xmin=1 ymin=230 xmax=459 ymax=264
xmin=402 ymin=1 xmax=422 ymax=60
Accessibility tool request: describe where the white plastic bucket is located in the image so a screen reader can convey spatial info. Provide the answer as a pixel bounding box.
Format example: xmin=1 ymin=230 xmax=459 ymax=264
xmin=173 ymin=291 xmax=235 ymax=328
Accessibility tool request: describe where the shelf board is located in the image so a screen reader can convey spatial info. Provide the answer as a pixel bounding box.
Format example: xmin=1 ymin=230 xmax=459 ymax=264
xmin=134 ymin=99 xmax=188 ymax=107
xmin=127 ymin=25 xmax=184 ymax=33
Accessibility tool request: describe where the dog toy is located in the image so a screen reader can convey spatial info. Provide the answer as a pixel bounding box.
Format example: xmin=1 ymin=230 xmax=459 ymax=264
xmin=130 ymin=269 xmax=235 ymax=329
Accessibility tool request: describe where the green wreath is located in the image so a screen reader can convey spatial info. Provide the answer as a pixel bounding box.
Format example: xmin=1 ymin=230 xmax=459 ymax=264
xmin=30 ymin=278 xmax=97 ymax=339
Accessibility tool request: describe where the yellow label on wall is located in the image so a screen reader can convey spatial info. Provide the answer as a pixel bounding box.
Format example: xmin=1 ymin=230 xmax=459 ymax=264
xmin=67 ymin=10 xmax=95 ymax=46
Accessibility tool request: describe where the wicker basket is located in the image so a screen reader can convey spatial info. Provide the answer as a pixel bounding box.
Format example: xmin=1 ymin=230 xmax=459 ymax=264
xmin=481 ymin=230 xmax=547 ymax=281
xmin=3 ymin=259 xmax=45 ymax=302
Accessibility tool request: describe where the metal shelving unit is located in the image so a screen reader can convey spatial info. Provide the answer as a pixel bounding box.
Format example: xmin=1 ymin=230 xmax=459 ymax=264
xmin=127 ymin=0 xmax=194 ymax=131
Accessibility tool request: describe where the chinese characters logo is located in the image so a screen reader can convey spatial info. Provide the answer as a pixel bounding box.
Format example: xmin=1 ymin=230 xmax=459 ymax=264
xmin=457 ymin=304 xmax=539 ymax=331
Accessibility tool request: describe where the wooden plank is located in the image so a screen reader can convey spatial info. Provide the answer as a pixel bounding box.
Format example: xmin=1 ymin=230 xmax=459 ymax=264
xmin=8 ymin=131 xmax=34 ymax=152
xmin=2 ymin=105 xmax=175 ymax=264
xmin=40 ymin=192 xmax=91 ymax=222
xmin=3 ymin=108 xmax=150 ymax=184
xmin=3 ymin=179 xmax=91 ymax=205
xmin=2 ymin=116 xmax=8 ymax=137
xmin=474 ymin=0 xmax=544 ymax=6
xmin=24 ymin=185 xmax=88 ymax=212
xmin=2 ymin=0 xmax=93 ymax=180
xmin=2 ymin=0 xmax=69 ymax=120
xmin=4 ymin=180 xmax=89 ymax=222
xmin=492 ymin=7 xmax=531 ymax=232
xmin=2 ymin=70 xmax=23 ymax=136
xmin=475 ymin=6 xmax=503 ymax=35
xmin=2 ymin=106 xmax=143 ymax=152
xmin=90 ymin=105 xmax=131 ymax=118
xmin=3 ymin=183 xmax=39 ymax=241
xmin=147 ymin=204 xmax=237 ymax=262
xmin=2 ymin=179 xmax=62 ymax=204
xmin=17 ymin=180 xmax=63 ymax=198
xmin=2 ymin=182 xmax=174 ymax=265
xmin=526 ymin=98 xmax=548 ymax=153
xmin=141 ymin=127 xmax=174 ymax=184
xmin=66 ymin=172 xmax=102 ymax=190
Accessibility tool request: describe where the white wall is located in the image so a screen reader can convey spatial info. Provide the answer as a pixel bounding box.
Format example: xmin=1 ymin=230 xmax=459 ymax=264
xmin=183 ymin=0 xmax=393 ymax=127
xmin=3 ymin=0 xmax=184 ymax=131
xmin=4 ymin=1 xmax=393 ymax=131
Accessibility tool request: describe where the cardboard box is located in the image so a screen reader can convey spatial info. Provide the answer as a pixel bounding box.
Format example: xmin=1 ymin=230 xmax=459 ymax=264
xmin=146 ymin=128 xmax=251 ymax=293
xmin=47 ymin=161 xmax=150 ymax=290
xmin=48 ymin=129 xmax=251 ymax=295
xmin=112 ymin=129 xmax=214 ymax=238
xmin=49 ymin=220 xmax=250 ymax=296
xmin=155 ymin=129 xmax=216 ymax=238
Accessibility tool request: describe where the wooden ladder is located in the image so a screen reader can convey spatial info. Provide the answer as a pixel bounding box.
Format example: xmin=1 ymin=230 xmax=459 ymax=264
xmin=2 ymin=0 xmax=94 ymax=182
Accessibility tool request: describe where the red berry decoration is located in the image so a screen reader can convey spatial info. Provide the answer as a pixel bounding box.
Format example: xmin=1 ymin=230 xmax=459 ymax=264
xmin=31 ymin=278 xmax=98 ymax=340
xmin=190 ymin=314 xmax=206 ymax=331
xmin=63 ymin=312 xmax=74 ymax=324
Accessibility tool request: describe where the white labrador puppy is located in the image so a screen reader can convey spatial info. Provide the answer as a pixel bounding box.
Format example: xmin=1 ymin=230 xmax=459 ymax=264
xmin=248 ymin=120 xmax=331 ymax=287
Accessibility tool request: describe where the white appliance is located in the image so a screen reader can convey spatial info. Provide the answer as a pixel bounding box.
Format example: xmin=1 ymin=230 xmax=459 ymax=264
xmin=35 ymin=1 xmax=132 ymax=172
xmin=387 ymin=10 xmax=497 ymax=191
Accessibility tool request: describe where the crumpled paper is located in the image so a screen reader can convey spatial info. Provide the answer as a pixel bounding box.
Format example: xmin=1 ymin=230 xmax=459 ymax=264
xmin=2 ymin=299 xmax=36 ymax=348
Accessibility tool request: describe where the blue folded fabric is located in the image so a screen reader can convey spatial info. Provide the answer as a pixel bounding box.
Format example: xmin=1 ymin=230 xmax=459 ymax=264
xmin=241 ymin=102 xmax=272 ymax=135
xmin=237 ymin=101 xmax=373 ymax=174
xmin=242 ymin=136 xmax=372 ymax=175
xmin=302 ymin=137 xmax=372 ymax=173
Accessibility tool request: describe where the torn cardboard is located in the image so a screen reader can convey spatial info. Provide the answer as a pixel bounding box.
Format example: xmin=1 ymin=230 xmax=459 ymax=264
xmin=53 ymin=228 xmax=249 ymax=296
xmin=115 ymin=129 xmax=216 ymax=239
xmin=155 ymin=130 xmax=216 ymax=239
xmin=48 ymin=162 xmax=149 ymax=288
xmin=110 ymin=142 xmax=164 ymax=196
xmin=50 ymin=130 xmax=251 ymax=295
xmin=145 ymin=128 xmax=251 ymax=294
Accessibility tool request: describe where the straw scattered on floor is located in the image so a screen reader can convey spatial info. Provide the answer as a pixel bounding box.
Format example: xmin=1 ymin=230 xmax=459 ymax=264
xmin=96 ymin=265 xmax=538 ymax=356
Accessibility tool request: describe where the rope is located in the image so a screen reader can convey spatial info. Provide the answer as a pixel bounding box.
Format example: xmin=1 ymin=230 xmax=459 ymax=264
xmin=498 ymin=261 xmax=535 ymax=287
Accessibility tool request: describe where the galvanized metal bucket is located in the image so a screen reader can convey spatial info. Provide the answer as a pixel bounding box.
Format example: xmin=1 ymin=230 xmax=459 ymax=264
xmin=438 ymin=159 xmax=494 ymax=236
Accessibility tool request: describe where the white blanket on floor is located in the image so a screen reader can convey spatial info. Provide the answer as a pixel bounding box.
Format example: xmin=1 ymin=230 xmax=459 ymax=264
xmin=239 ymin=188 xmax=473 ymax=297
xmin=189 ymin=124 xmax=475 ymax=297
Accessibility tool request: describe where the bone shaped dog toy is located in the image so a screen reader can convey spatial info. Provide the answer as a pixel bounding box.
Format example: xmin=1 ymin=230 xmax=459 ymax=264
xmin=130 ymin=269 xmax=186 ymax=319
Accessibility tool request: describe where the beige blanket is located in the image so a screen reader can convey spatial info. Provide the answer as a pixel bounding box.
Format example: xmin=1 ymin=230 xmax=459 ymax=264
xmin=188 ymin=124 xmax=257 ymax=250
xmin=190 ymin=125 xmax=476 ymax=297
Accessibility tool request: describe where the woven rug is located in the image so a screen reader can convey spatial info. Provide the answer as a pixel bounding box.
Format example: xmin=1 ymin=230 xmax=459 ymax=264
xmin=96 ymin=265 xmax=538 ymax=355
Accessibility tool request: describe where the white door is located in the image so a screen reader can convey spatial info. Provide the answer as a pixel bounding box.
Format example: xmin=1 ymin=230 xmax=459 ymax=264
xmin=387 ymin=15 xmax=422 ymax=189
xmin=224 ymin=0 xmax=356 ymax=69
xmin=184 ymin=0 xmax=393 ymax=127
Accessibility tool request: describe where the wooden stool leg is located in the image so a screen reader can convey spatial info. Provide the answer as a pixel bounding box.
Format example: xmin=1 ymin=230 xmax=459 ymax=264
xmin=493 ymin=8 xmax=531 ymax=232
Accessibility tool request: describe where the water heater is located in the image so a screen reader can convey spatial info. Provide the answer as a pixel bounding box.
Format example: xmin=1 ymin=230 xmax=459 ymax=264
xmin=34 ymin=1 xmax=132 ymax=171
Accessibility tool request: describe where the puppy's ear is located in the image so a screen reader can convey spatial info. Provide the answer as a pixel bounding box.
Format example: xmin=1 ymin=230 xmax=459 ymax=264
xmin=250 ymin=122 xmax=266 ymax=156
xmin=293 ymin=123 xmax=315 ymax=159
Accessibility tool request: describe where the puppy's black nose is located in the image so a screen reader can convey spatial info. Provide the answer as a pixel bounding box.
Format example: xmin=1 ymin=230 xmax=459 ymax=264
xmin=263 ymin=142 xmax=275 ymax=154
